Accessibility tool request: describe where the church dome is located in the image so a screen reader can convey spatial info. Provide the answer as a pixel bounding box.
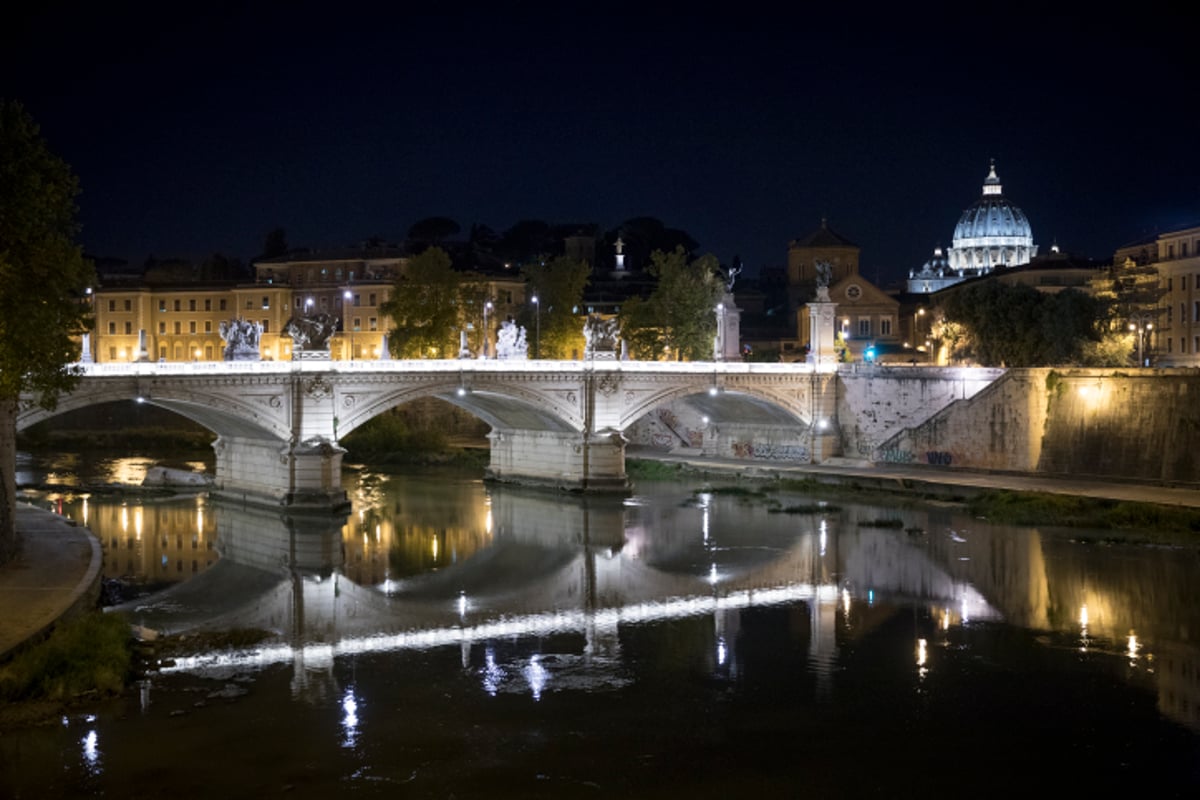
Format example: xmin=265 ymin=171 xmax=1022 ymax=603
xmin=947 ymin=161 xmax=1036 ymax=273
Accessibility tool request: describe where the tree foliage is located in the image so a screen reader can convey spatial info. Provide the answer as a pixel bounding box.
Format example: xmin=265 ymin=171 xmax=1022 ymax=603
xmin=406 ymin=217 xmax=461 ymax=250
xmin=0 ymin=100 xmax=96 ymax=561
xmin=380 ymin=247 xmax=464 ymax=358
xmin=620 ymin=247 xmax=723 ymax=360
xmin=938 ymin=281 xmax=1104 ymax=367
xmin=519 ymin=255 xmax=590 ymax=358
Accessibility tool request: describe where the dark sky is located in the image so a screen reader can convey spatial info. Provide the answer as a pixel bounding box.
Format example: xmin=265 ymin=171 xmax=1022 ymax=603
xmin=4 ymin=4 xmax=1197 ymax=285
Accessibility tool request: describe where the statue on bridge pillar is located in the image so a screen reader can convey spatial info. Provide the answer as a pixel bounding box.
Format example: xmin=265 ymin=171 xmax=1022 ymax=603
xmin=583 ymin=315 xmax=619 ymax=361
xmin=495 ymin=319 xmax=528 ymax=360
xmin=283 ymin=313 xmax=338 ymax=361
xmin=220 ymin=317 xmax=265 ymax=361
xmin=806 ymin=261 xmax=837 ymax=368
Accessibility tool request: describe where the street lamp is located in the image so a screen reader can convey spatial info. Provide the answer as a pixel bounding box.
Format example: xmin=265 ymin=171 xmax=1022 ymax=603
xmin=305 ymin=296 xmax=314 ymax=315
xmin=1129 ymin=315 xmax=1154 ymax=367
xmin=482 ymin=300 xmax=493 ymax=358
xmin=912 ymin=307 xmax=926 ymax=351
xmin=531 ymin=294 xmax=540 ymax=359
xmin=715 ymin=302 xmax=725 ymax=361
xmin=344 ymin=289 xmax=354 ymax=360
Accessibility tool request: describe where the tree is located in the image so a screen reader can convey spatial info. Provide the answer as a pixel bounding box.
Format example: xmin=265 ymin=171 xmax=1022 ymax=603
xmin=379 ymin=247 xmax=464 ymax=358
xmin=619 ymin=247 xmax=723 ymax=360
xmin=939 ymin=281 xmax=1104 ymax=367
xmin=519 ymin=255 xmax=591 ymax=358
xmin=261 ymin=227 xmax=288 ymax=260
xmin=0 ymin=101 xmax=96 ymax=563
xmin=406 ymin=217 xmax=461 ymax=250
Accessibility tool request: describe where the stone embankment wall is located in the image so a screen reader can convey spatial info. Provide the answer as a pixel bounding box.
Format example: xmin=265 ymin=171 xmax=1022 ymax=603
xmin=877 ymin=368 xmax=1200 ymax=485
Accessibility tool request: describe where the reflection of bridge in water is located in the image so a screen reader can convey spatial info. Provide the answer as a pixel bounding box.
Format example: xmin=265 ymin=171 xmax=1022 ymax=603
xmin=109 ymin=482 xmax=1200 ymax=730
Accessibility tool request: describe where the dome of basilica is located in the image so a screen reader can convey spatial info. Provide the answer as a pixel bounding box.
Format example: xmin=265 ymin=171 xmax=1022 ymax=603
xmin=947 ymin=161 xmax=1036 ymax=273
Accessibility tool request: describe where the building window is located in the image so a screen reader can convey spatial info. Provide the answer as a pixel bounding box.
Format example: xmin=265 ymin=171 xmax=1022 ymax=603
xmin=1194 ymin=301 xmax=1199 ymax=322
xmin=262 ymin=320 xmax=269 ymax=333
xmin=320 ymin=297 xmax=328 ymax=311
xmin=159 ymin=300 xmax=167 ymax=312
xmin=262 ymin=296 xmax=269 ymax=309
xmin=109 ymin=347 xmax=116 ymax=360
xmin=189 ymin=321 xmax=196 ymax=334
xmin=368 ymin=293 xmax=377 ymax=306
xmin=108 ymin=322 xmax=116 ymax=334
xmin=159 ymin=322 xmax=166 ymax=334
xmin=124 ymin=321 xmax=132 ymax=334
xmin=858 ymin=319 xmax=871 ymax=337
xmin=189 ymin=299 xmax=196 ymax=311
xmin=369 ymin=317 xmax=378 ymax=331
xmin=880 ymin=318 xmax=892 ymax=336
xmin=108 ymin=300 xmax=116 ymax=312
xmin=353 ymin=294 xmax=361 ymax=307
xmin=1184 ymin=242 xmax=1190 ymax=258
xmin=124 ymin=299 xmax=132 ymax=311
xmin=174 ymin=299 xmax=181 ymax=312
xmin=353 ymin=317 xmax=361 ymax=331
xmin=158 ymin=346 xmax=167 ymax=360
xmin=1185 ymin=276 xmax=1190 ymax=291
xmin=219 ymin=299 xmax=227 ymax=311
xmin=204 ymin=321 xmax=212 ymax=333
xmin=205 ymin=299 xmax=212 ymax=311
xmin=174 ymin=321 xmax=181 ymax=334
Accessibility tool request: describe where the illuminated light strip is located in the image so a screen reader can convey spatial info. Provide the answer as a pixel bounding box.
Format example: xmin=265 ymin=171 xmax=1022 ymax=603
xmin=160 ymin=584 xmax=821 ymax=674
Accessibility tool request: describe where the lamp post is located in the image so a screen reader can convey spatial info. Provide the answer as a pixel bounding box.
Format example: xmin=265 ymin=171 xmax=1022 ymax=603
xmin=531 ymin=294 xmax=540 ymax=359
xmin=715 ymin=302 xmax=725 ymax=361
xmin=482 ymin=300 xmax=493 ymax=358
xmin=1129 ymin=314 xmax=1154 ymax=367
xmin=912 ymin=307 xmax=926 ymax=352
xmin=344 ymin=289 xmax=354 ymax=360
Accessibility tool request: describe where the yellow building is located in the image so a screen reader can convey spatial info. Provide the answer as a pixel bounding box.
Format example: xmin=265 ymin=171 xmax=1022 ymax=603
xmin=88 ymin=243 xmax=530 ymax=363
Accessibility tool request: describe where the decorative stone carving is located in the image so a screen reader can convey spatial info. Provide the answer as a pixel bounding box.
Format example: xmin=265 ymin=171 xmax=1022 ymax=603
xmin=598 ymin=373 xmax=620 ymax=396
xmin=306 ymin=376 xmax=332 ymax=399
xmin=495 ymin=319 xmax=528 ymax=360
xmin=283 ymin=312 xmax=338 ymax=352
xmin=583 ymin=315 xmax=619 ymax=359
xmin=219 ymin=317 xmax=264 ymax=361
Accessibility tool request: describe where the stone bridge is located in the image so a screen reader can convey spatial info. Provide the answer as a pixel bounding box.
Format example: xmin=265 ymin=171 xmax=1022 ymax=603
xmin=18 ymin=360 xmax=1002 ymax=508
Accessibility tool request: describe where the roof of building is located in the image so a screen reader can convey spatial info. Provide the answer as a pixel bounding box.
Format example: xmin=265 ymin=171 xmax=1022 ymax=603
xmin=789 ymin=218 xmax=858 ymax=249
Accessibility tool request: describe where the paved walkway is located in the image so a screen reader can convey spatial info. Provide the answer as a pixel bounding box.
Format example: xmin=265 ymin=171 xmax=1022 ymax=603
xmin=1 ymin=460 xmax=1197 ymax=663
xmin=634 ymin=450 xmax=1200 ymax=508
xmin=0 ymin=504 xmax=102 ymax=662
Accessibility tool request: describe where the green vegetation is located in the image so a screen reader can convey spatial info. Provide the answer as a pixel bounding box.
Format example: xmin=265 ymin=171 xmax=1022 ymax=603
xmin=620 ymin=247 xmax=724 ymax=361
xmin=768 ymin=503 xmax=842 ymax=515
xmin=858 ymin=518 xmax=905 ymax=528
xmin=1 ymin=101 xmax=97 ymax=563
xmin=0 ymin=612 xmax=132 ymax=703
xmin=967 ymin=490 xmax=1200 ymax=534
xmin=626 ymin=458 xmax=689 ymax=480
xmin=341 ymin=403 xmax=489 ymax=468
xmin=518 ymin=255 xmax=592 ymax=359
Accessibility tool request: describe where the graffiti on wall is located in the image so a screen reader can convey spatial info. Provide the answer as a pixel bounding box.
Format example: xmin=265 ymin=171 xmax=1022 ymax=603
xmin=925 ymin=451 xmax=953 ymax=466
xmin=875 ymin=447 xmax=916 ymax=464
xmin=730 ymin=441 xmax=810 ymax=462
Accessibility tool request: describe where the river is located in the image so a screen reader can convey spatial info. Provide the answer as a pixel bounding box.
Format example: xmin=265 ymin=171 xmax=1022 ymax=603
xmin=3 ymin=450 xmax=1200 ymax=798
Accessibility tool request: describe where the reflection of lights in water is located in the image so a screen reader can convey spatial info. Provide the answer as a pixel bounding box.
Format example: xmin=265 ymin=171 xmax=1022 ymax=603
xmin=1127 ymin=632 xmax=1139 ymax=661
xmin=702 ymin=505 xmax=710 ymax=544
xmin=81 ymin=496 xmax=89 ymax=526
xmin=458 ymin=592 xmax=468 ymax=618
xmin=121 ymin=506 xmax=128 ymax=533
xmin=431 ymin=535 xmax=439 ymax=561
xmin=134 ymin=507 xmax=143 ymax=540
xmin=483 ymin=648 xmax=503 ymax=696
xmin=961 ymin=598 xmax=970 ymax=625
xmin=196 ymin=508 xmax=203 ymax=535
xmin=717 ymin=636 xmax=727 ymax=666
xmin=868 ymin=589 xmax=874 ymax=606
xmin=943 ymin=609 xmax=951 ymax=630
xmin=1079 ymin=605 xmax=1089 ymax=651
xmin=841 ymin=588 xmax=851 ymax=617
xmin=917 ymin=638 xmax=929 ymax=680
xmin=708 ymin=563 xmax=719 ymax=585
xmin=341 ymin=688 xmax=359 ymax=748
xmin=525 ymin=655 xmax=547 ymax=701
xmin=819 ymin=519 xmax=827 ymax=557
xmin=375 ymin=523 xmax=380 ymax=543
xmin=82 ymin=728 xmax=100 ymax=773
xmin=485 ymin=508 xmax=493 ymax=536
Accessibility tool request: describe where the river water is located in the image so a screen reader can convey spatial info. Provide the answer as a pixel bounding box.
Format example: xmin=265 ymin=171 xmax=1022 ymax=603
xmin=3 ymin=451 xmax=1200 ymax=798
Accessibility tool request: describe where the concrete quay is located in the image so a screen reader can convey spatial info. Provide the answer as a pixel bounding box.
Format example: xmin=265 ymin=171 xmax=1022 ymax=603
xmin=2 ymin=460 xmax=1197 ymax=664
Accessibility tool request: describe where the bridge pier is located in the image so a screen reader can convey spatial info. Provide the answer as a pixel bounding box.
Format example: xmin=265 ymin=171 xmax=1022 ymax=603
xmin=485 ymin=429 xmax=628 ymax=493
xmin=211 ymin=435 xmax=350 ymax=512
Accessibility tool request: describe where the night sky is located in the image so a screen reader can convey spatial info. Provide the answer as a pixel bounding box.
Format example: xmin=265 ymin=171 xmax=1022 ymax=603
xmin=4 ymin=5 xmax=1197 ymax=285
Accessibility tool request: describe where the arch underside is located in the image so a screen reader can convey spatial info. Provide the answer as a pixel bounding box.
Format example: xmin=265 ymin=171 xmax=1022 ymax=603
xmin=18 ymin=384 xmax=286 ymax=442
xmin=623 ymin=386 xmax=810 ymax=430
xmin=338 ymin=382 xmax=579 ymax=437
